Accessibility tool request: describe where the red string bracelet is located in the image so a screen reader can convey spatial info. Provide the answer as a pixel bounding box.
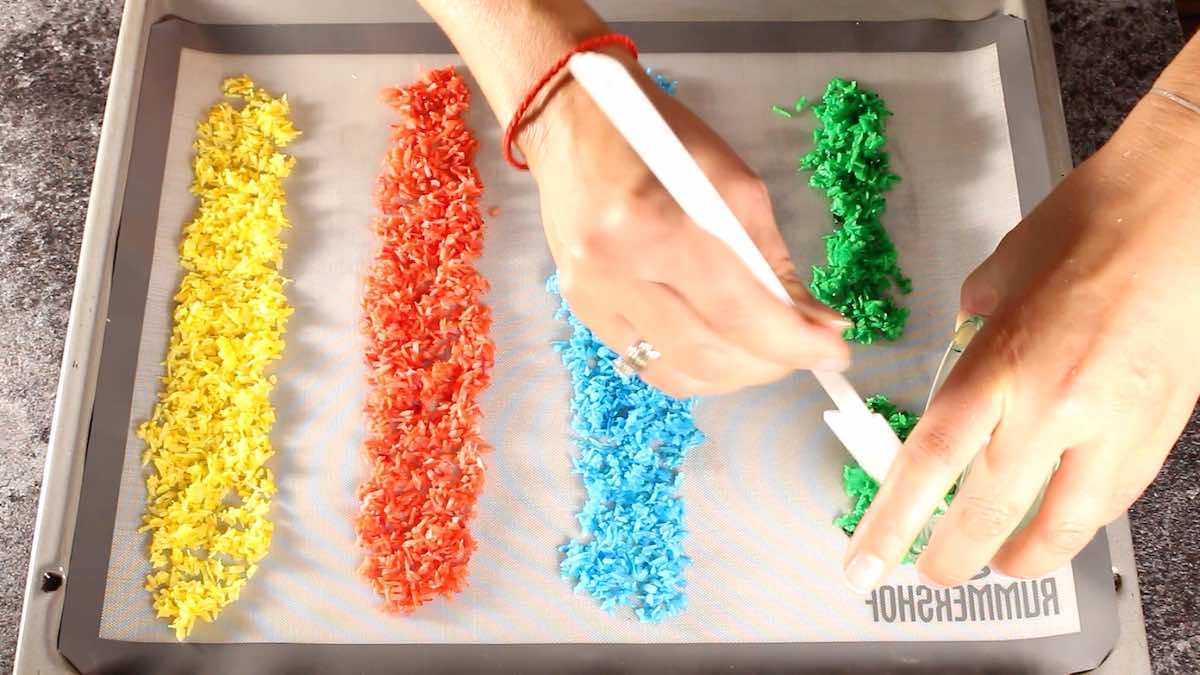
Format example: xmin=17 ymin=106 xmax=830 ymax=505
xmin=502 ymin=33 xmax=638 ymax=170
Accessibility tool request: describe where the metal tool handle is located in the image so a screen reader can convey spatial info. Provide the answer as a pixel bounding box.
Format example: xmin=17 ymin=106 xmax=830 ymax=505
xmin=924 ymin=315 xmax=984 ymax=412
xmin=924 ymin=316 xmax=1052 ymax=534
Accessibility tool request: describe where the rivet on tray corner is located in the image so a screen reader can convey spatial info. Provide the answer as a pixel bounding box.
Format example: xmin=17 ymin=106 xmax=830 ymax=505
xmin=40 ymin=570 xmax=64 ymax=593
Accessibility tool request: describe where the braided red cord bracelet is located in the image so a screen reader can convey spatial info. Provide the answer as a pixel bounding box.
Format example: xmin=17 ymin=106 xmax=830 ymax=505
xmin=502 ymin=32 xmax=638 ymax=170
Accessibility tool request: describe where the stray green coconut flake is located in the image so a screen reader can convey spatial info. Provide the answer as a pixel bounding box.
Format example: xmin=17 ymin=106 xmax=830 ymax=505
xmin=834 ymin=395 xmax=957 ymax=565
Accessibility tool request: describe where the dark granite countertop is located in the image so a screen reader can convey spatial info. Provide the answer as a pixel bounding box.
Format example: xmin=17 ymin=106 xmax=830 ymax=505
xmin=0 ymin=0 xmax=1195 ymax=672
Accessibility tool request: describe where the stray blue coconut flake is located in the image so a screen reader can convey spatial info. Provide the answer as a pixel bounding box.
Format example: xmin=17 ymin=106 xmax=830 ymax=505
xmin=548 ymin=273 xmax=703 ymax=623
xmin=645 ymin=67 xmax=679 ymax=95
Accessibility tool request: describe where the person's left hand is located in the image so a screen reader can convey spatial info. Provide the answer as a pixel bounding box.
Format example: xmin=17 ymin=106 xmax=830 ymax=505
xmin=841 ymin=89 xmax=1200 ymax=591
xmin=522 ymin=51 xmax=851 ymax=398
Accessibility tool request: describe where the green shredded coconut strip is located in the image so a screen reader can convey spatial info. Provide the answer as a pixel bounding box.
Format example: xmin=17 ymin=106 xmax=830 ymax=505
xmin=798 ymin=78 xmax=911 ymax=344
xmin=834 ymin=395 xmax=956 ymax=565
xmin=863 ymin=394 xmax=919 ymax=440
xmin=771 ymin=104 xmax=793 ymax=118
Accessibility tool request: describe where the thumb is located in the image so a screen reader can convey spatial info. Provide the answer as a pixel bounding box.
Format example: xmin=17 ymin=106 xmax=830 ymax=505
xmin=961 ymin=219 xmax=1054 ymax=319
xmin=743 ymin=210 xmax=848 ymax=325
xmin=724 ymin=174 xmax=848 ymax=326
xmin=776 ymin=262 xmax=845 ymax=322
xmin=960 ymin=257 xmax=1005 ymax=319
xmin=772 ymin=248 xmax=851 ymax=328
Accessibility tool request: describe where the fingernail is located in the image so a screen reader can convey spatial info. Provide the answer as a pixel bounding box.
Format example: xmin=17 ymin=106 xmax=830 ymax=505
xmin=797 ymin=301 xmax=847 ymax=327
xmin=844 ymin=553 xmax=885 ymax=594
xmin=918 ymin=572 xmax=948 ymax=590
xmin=987 ymin=563 xmax=1017 ymax=581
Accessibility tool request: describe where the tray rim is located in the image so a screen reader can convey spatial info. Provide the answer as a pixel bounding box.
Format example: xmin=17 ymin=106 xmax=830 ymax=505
xmin=14 ymin=0 xmax=152 ymax=673
xmin=13 ymin=1 xmax=1147 ymax=674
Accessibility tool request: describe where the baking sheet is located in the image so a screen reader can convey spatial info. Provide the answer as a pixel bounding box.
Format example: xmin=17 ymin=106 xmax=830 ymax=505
xmin=59 ymin=17 xmax=1118 ymax=674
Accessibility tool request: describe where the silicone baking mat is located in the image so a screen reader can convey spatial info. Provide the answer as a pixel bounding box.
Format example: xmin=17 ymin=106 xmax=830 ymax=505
xmin=59 ymin=17 xmax=1117 ymax=674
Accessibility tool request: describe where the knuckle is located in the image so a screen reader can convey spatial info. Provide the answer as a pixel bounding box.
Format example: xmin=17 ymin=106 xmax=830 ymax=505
xmin=685 ymin=342 xmax=735 ymax=384
xmin=562 ymin=235 xmax=597 ymax=273
xmin=1054 ymin=340 xmax=1167 ymax=425
xmin=1050 ymin=355 xmax=1097 ymax=416
xmin=650 ymin=375 xmax=701 ymax=400
xmin=582 ymin=202 xmax=686 ymax=276
xmin=960 ymin=265 xmax=987 ymax=296
xmin=1119 ymin=352 xmax=1169 ymax=407
xmin=990 ymin=320 xmax=1032 ymax=374
xmin=596 ymin=201 xmax=640 ymax=236
xmin=1111 ymin=485 xmax=1142 ymax=512
xmin=555 ymin=274 xmax=586 ymax=311
xmin=556 ymin=272 xmax=578 ymax=299
xmin=573 ymin=203 xmax=651 ymax=261
xmin=920 ymin=565 xmax=968 ymax=588
xmin=705 ymin=293 xmax=755 ymax=333
xmin=960 ymin=268 xmax=999 ymax=313
xmin=730 ymin=175 xmax=771 ymax=213
xmin=574 ymin=228 xmax=618 ymax=264
xmin=1110 ymin=476 xmax=1156 ymax=520
xmin=1035 ymin=520 xmax=1095 ymax=556
xmin=1052 ymin=390 xmax=1090 ymax=424
xmin=957 ymin=495 xmax=1019 ymax=542
xmin=908 ymin=425 xmax=958 ymax=469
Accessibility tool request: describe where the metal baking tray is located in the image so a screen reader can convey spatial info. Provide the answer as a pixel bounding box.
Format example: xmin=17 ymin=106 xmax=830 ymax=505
xmin=16 ymin=1 xmax=1149 ymax=673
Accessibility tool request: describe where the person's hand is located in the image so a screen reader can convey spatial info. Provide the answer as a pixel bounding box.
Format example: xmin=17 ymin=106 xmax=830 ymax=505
xmin=842 ymin=89 xmax=1200 ymax=591
xmin=419 ymin=0 xmax=846 ymax=395
xmin=522 ymin=52 xmax=851 ymax=398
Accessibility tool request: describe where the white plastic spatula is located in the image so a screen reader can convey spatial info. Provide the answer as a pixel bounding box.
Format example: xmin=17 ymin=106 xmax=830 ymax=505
xmin=566 ymin=51 xmax=902 ymax=481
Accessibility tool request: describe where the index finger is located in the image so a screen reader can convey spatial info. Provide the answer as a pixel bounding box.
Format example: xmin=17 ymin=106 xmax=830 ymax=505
xmin=841 ymin=352 xmax=1004 ymax=593
xmin=653 ymin=227 xmax=853 ymax=371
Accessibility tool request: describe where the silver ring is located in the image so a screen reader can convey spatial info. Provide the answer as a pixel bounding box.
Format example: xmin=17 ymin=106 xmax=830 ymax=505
xmin=613 ymin=339 xmax=661 ymax=378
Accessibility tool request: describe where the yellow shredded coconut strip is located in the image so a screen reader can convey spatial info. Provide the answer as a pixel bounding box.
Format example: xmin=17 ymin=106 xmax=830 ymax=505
xmin=137 ymin=76 xmax=299 ymax=640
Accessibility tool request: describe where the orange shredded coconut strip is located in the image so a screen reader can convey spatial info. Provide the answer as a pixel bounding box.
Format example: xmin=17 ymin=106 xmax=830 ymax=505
xmin=356 ymin=66 xmax=494 ymax=612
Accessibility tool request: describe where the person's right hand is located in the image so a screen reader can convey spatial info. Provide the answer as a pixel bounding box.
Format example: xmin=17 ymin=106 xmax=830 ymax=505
xmin=839 ymin=83 xmax=1200 ymax=592
xmin=520 ymin=51 xmax=851 ymax=398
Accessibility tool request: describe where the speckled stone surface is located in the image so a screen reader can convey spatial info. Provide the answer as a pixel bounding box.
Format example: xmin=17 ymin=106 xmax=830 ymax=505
xmin=0 ymin=0 xmax=122 ymax=671
xmin=1048 ymin=0 xmax=1188 ymax=164
xmin=0 ymin=0 xmax=1195 ymax=673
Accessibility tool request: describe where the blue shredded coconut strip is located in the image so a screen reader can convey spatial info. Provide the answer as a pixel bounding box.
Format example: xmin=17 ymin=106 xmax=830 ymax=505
xmin=548 ymin=274 xmax=704 ymax=623
xmin=550 ymin=70 xmax=697 ymax=624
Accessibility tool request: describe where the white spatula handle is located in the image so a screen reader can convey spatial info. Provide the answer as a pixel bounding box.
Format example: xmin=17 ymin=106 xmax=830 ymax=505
xmin=568 ymin=51 xmax=790 ymax=303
